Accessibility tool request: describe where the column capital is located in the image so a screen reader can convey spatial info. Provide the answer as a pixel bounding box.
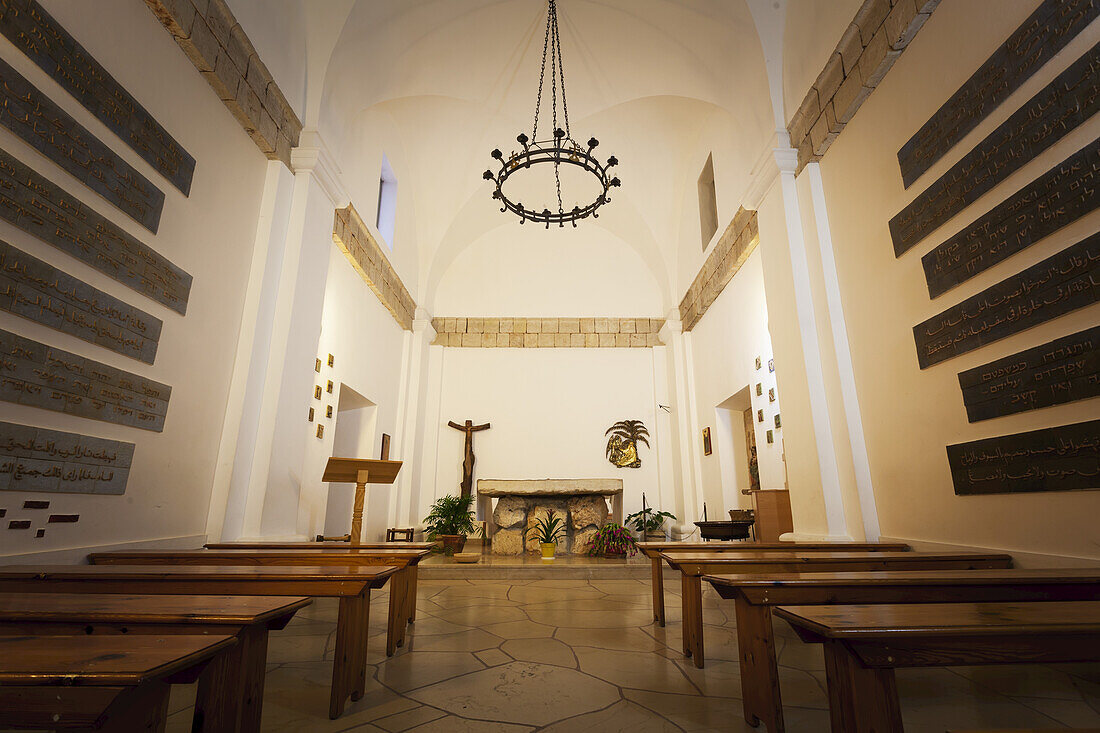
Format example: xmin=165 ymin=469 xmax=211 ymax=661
xmin=291 ymin=129 xmax=350 ymax=207
xmin=773 ymin=146 xmax=799 ymax=175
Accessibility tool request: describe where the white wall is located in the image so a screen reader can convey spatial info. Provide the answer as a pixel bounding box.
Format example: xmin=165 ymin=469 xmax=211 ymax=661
xmin=427 ymin=347 xmax=662 ymax=523
xmin=0 ymin=0 xmax=270 ymax=559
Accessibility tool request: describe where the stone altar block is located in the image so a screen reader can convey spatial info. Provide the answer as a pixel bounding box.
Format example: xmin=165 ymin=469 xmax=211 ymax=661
xmin=477 ymin=479 xmax=624 ymax=555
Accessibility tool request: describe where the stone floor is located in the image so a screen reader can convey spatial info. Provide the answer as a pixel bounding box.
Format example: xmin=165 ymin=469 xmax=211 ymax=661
xmin=165 ymin=578 xmax=1100 ymax=732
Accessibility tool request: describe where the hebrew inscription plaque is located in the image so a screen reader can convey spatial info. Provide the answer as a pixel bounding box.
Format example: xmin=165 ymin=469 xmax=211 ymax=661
xmin=0 ymin=57 xmax=164 ymax=232
xmin=923 ymin=139 xmax=1100 ymax=297
xmin=0 ymin=145 xmax=191 ymax=313
xmin=0 ymin=420 xmax=133 ymax=494
xmin=0 ymin=240 xmax=161 ymax=363
xmin=0 ymin=0 xmax=195 ymax=195
xmin=0 ymin=328 xmax=170 ymax=431
xmin=958 ymin=326 xmax=1100 ymax=422
xmin=914 ymin=232 xmax=1100 ymax=369
xmin=947 ymin=418 xmax=1100 ymax=496
xmin=897 ymin=0 xmax=1099 ymax=188
xmin=891 ymin=46 xmax=1100 ymax=256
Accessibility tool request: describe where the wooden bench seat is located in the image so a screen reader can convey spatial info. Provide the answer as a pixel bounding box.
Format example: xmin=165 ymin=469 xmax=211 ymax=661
xmin=89 ymin=548 xmax=432 ymax=655
xmin=0 ymin=564 xmax=396 ymax=720
xmin=703 ymin=568 xmax=1100 ymax=733
xmin=636 ymin=541 xmax=911 ymax=626
xmin=204 ymin=541 xmax=436 ymax=550
xmin=0 ymin=594 xmax=310 ymax=733
xmin=0 ymin=634 xmax=235 ymax=732
xmin=775 ymin=602 xmax=1100 ymax=733
xmin=661 ymin=551 xmax=1013 ymax=669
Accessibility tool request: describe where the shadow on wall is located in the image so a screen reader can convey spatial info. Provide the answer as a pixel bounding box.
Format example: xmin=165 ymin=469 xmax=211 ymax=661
xmin=322 ymin=385 xmax=380 ymax=539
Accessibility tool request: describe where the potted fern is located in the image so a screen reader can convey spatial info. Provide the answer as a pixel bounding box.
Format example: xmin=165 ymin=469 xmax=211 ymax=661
xmin=625 ymin=507 xmax=677 ymax=541
xmin=527 ymin=509 xmax=566 ymax=560
xmin=423 ymin=493 xmax=482 ymax=556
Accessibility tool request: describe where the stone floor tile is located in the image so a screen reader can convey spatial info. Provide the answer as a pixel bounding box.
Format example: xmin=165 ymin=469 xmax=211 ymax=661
xmin=404 ymin=627 xmax=502 ymax=653
xmin=475 ymin=648 xmax=513 ymax=666
xmin=266 ymin=631 xmax=332 ymax=663
xmin=524 ymin=602 xmax=654 ymax=628
xmin=554 ymin=625 xmax=666 ymax=652
xmin=539 ymin=699 xmax=680 ymax=732
xmin=950 ymin=664 xmax=1088 ymax=700
xmin=502 ymin=637 xmax=578 ymax=667
xmin=575 ymin=647 xmax=699 ymax=694
xmin=428 ymin=603 xmax=528 ymax=626
xmin=373 ymin=704 xmax=446 ymax=732
xmin=506 ymin=584 xmax=604 ymax=603
xmin=481 ymin=618 xmax=557 ymax=638
xmin=408 ymin=661 xmax=618 ymax=726
xmin=403 ymin=715 xmax=534 ymax=732
xmin=376 ymin=651 xmax=486 ymax=693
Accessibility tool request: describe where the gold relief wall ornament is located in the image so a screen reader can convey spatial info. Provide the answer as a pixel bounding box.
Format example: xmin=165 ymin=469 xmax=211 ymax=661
xmin=315 ymin=358 xmax=321 ymax=373
xmin=328 ymin=354 xmax=335 ymax=367
xmin=326 ymin=406 xmax=333 ymax=419
xmin=605 ymin=420 xmax=649 ymax=469
xmin=316 ymin=425 xmax=324 ymax=439
xmin=314 ymin=386 xmax=322 ymax=400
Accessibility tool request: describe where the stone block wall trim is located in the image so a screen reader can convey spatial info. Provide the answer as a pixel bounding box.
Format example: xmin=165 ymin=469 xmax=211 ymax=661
xmin=429 ymin=318 xmax=666 ymax=348
xmin=787 ymin=0 xmax=941 ymax=175
xmin=144 ymin=0 xmax=302 ymax=167
xmin=678 ymin=207 xmax=759 ymax=331
xmin=332 ymin=205 xmax=416 ymax=330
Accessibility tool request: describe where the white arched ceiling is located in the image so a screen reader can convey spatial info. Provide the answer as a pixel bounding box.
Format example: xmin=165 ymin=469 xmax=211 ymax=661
xmin=782 ymin=0 xmax=862 ymax=123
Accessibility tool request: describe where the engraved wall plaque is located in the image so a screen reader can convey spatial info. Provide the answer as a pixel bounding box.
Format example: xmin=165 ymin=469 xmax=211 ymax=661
xmin=923 ymin=139 xmax=1100 ymax=297
xmin=914 ymin=232 xmax=1100 ymax=369
xmin=0 ymin=420 xmax=133 ymax=494
xmin=0 ymin=240 xmax=161 ymax=363
xmin=0 ymin=0 xmax=195 ymax=194
xmin=891 ymin=46 xmax=1100 ymax=256
xmin=0 ymin=328 xmax=170 ymax=431
xmin=0 ymin=56 xmax=164 ymax=232
xmin=958 ymin=326 xmax=1100 ymax=422
xmin=947 ymin=418 xmax=1100 ymax=496
xmin=0 ymin=145 xmax=191 ymax=313
xmin=897 ymin=0 xmax=1099 ymax=188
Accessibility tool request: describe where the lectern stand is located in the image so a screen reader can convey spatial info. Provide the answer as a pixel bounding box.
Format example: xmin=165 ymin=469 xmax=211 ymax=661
xmin=321 ymin=458 xmax=402 ymax=545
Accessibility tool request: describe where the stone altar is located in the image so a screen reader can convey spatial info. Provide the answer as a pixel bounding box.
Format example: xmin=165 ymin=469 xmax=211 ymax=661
xmin=477 ymin=479 xmax=623 ymax=555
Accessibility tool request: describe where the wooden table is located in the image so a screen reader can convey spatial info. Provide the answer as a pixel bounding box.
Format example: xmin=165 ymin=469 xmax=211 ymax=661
xmin=661 ymin=551 xmax=1012 ymax=669
xmin=704 ymin=568 xmax=1100 ymax=733
xmin=637 ymin=541 xmax=912 ymax=626
xmin=0 ymin=564 xmax=396 ymax=720
xmin=776 ymin=602 xmax=1100 ymax=733
xmin=0 ymin=633 xmax=235 ymax=732
xmin=90 ymin=548 xmax=432 ymax=655
xmin=0 ymin=594 xmax=310 ymax=733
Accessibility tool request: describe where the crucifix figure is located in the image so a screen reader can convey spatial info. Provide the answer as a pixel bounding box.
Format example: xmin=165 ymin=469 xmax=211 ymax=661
xmin=448 ymin=419 xmax=490 ymax=498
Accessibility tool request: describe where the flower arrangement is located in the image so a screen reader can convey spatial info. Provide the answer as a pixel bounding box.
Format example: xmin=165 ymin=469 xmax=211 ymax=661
xmin=584 ymin=522 xmax=638 ymax=557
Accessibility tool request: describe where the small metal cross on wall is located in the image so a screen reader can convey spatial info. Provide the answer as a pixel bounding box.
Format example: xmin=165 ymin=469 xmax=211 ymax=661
xmin=448 ymin=419 xmax=491 ymax=498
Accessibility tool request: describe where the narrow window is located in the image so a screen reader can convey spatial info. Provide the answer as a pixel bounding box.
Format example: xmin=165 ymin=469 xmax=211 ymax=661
xmin=698 ymin=153 xmax=718 ymax=249
xmin=376 ymin=154 xmax=397 ymax=250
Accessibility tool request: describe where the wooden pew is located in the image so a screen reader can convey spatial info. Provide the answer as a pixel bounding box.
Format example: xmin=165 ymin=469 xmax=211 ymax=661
xmin=205 ymin=541 xmax=435 ymax=550
xmin=0 ymin=564 xmax=396 ymax=720
xmin=705 ymin=568 xmax=1100 ymax=733
xmin=0 ymin=594 xmax=310 ymax=733
xmin=637 ymin=541 xmax=911 ymax=626
xmin=661 ymin=551 xmax=1012 ymax=669
xmin=90 ymin=548 xmax=431 ymax=655
xmin=775 ymin=602 xmax=1100 ymax=733
xmin=0 ymin=634 xmax=235 ymax=732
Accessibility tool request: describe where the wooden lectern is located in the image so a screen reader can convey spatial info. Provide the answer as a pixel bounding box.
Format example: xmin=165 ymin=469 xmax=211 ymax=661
xmin=321 ymin=457 xmax=402 ymax=545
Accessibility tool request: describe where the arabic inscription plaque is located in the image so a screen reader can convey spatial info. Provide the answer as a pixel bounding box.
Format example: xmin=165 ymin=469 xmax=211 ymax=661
xmin=0 ymin=420 xmax=133 ymax=494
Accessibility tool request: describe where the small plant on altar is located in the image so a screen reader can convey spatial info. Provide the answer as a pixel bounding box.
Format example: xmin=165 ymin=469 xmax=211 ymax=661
xmin=423 ymin=493 xmax=483 ymax=556
xmin=585 ymin=522 xmax=638 ymax=557
xmin=528 ymin=509 xmax=567 ymax=560
xmin=625 ymin=508 xmax=677 ymax=539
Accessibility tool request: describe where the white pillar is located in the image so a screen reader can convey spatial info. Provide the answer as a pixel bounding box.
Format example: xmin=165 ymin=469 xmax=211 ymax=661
xmin=659 ymin=316 xmax=701 ymax=536
xmin=773 ymin=146 xmax=849 ymax=539
xmin=393 ymin=310 xmax=436 ymax=528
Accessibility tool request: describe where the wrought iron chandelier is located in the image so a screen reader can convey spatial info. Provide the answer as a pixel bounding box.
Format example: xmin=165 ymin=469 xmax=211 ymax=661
xmin=483 ymin=0 xmax=619 ymax=228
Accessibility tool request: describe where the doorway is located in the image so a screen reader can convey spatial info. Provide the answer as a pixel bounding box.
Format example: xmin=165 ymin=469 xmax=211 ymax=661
xmin=323 ymin=385 xmax=379 ymax=538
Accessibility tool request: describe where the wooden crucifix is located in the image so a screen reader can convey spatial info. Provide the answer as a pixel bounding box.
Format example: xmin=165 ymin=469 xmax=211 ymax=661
xmin=448 ymin=419 xmax=490 ymax=498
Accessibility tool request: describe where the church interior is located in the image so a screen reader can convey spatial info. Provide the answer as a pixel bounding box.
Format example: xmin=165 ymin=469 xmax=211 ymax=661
xmin=0 ymin=0 xmax=1098 ymax=730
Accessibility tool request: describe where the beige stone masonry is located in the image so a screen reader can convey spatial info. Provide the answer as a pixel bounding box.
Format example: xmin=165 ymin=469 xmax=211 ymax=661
xmin=431 ymin=318 xmax=666 ymax=347
xmin=678 ymin=207 xmax=759 ymax=331
xmin=145 ymin=0 xmax=303 ymax=167
xmin=787 ymin=0 xmax=940 ymax=174
xmin=333 ymin=205 xmax=417 ymax=330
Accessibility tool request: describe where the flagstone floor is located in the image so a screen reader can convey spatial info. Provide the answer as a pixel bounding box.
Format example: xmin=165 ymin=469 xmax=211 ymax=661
xmin=166 ymin=577 xmax=1100 ymax=732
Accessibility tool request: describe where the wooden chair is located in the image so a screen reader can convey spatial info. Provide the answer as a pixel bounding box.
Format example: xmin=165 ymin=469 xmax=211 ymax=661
xmin=386 ymin=528 xmax=414 ymax=542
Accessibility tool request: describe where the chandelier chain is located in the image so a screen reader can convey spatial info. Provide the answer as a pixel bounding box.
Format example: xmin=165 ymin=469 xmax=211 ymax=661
xmin=531 ymin=0 xmax=552 ymax=142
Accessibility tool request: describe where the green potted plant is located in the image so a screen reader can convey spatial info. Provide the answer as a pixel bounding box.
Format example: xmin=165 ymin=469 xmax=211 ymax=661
xmin=527 ymin=509 xmax=566 ymax=560
xmin=423 ymin=493 xmax=483 ymax=556
xmin=625 ymin=507 xmax=677 ymax=541
xmin=584 ymin=522 xmax=638 ymax=557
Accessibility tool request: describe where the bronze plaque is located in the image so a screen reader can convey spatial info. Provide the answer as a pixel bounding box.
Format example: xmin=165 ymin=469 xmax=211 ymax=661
xmin=891 ymin=46 xmax=1100 ymax=256
xmin=923 ymin=138 xmax=1100 ymax=297
xmin=0 ymin=420 xmax=133 ymax=494
xmin=0 ymin=145 xmax=191 ymax=313
xmin=914 ymin=233 xmax=1100 ymax=369
xmin=0 ymin=56 xmax=164 ymax=232
xmin=948 ymin=419 xmax=1100 ymax=495
xmin=0 ymin=0 xmax=195 ymax=194
xmin=958 ymin=326 xmax=1100 ymax=422
xmin=0 ymin=328 xmax=170 ymax=432
xmin=0 ymin=240 xmax=161 ymax=363
xmin=897 ymin=0 xmax=1099 ymax=188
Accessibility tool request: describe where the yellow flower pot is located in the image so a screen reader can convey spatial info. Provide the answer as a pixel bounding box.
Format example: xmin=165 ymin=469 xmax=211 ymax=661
xmin=540 ymin=542 xmax=556 ymax=560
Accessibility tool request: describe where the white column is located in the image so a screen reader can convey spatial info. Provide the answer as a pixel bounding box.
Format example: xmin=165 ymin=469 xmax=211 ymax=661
xmin=806 ymin=163 xmax=880 ymax=540
xmin=773 ymin=146 xmax=849 ymax=539
xmin=659 ymin=316 xmax=701 ymax=536
xmin=392 ymin=310 xmax=436 ymax=528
